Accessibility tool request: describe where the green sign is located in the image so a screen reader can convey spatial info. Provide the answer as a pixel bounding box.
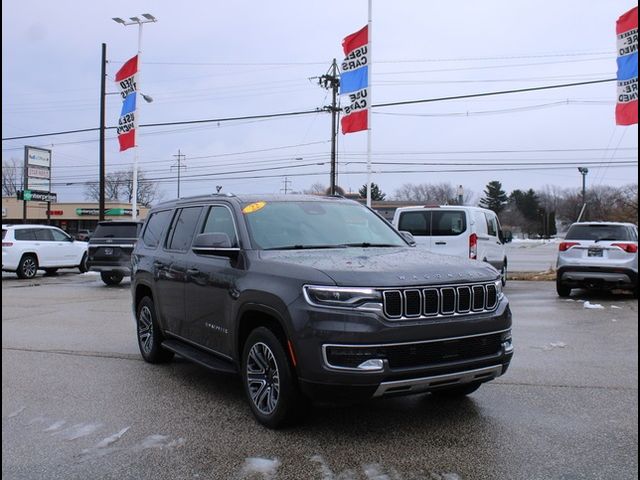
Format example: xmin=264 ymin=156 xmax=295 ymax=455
xmin=75 ymin=208 xmax=137 ymax=216
xmin=23 ymin=190 xmax=32 ymax=201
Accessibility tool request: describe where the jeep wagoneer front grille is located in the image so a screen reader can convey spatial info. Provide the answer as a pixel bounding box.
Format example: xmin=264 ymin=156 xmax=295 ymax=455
xmin=382 ymin=282 xmax=499 ymax=319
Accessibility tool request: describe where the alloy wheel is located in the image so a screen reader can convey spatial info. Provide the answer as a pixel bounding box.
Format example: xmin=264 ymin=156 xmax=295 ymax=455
xmin=138 ymin=305 xmax=154 ymax=354
xmin=246 ymin=342 xmax=280 ymax=415
xmin=22 ymin=258 xmax=37 ymax=278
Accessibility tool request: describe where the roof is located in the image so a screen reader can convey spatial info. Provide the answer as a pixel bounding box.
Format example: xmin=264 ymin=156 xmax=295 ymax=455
xmin=570 ymin=221 xmax=637 ymax=227
xmin=393 ymin=205 xmax=492 ymax=213
xmin=153 ymin=193 xmax=353 ymax=209
xmin=2 ymin=224 xmax=61 ymax=229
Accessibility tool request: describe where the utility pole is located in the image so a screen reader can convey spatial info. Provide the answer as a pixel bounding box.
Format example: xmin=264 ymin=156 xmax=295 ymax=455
xmin=577 ymin=167 xmax=589 ymax=221
xmin=318 ymin=59 xmax=340 ymax=195
xmin=280 ymin=176 xmax=292 ymax=195
xmin=99 ymin=43 xmax=107 ymax=221
xmin=171 ymin=149 xmax=186 ymax=198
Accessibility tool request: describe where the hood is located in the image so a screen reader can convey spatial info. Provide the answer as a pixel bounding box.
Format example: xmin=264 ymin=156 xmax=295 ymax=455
xmin=258 ymin=247 xmax=498 ymax=287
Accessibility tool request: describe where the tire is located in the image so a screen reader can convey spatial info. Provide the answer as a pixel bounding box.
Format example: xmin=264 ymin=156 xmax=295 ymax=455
xmin=17 ymin=254 xmax=38 ymax=279
xmin=44 ymin=268 xmax=59 ymax=276
xmin=101 ymin=271 xmax=124 ymax=285
xmin=556 ymin=279 xmax=571 ymax=298
xmin=430 ymin=382 xmax=482 ymax=398
xmin=500 ymin=260 xmax=507 ymax=287
xmin=242 ymin=327 xmax=308 ymax=429
xmin=78 ymin=253 xmax=88 ymax=273
xmin=136 ymin=296 xmax=174 ymax=363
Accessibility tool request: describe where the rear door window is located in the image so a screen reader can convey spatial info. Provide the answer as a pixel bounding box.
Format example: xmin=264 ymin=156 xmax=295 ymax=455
xmin=142 ymin=210 xmax=173 ymax=248
xmin=484 ymin=212 xmax=498 ymax=237
xmin=565 ymin=224 xmax=631 ymax=241
xmin=34 ymin=229 xmax=54 ymax=241
xmin=166 ymin=207 xmax=203 ymax=251
xmin=2 ymin=229 xmax=6 ymax=240
xmin=431 ymin=211 xmax=466 ymax=236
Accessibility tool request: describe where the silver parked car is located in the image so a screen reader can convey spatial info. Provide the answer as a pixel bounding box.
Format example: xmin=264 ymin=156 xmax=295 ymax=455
xmin=556 ymin=222 xmax=638 ymax=298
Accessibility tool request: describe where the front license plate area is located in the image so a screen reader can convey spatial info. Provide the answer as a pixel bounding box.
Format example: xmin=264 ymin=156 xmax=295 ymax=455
xmin=104 ymin=248 xmax=113 ymax=256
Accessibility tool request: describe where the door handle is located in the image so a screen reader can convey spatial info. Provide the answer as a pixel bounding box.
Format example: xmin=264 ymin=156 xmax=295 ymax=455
xmin=435 ymin=241 xmax=447 ymax=245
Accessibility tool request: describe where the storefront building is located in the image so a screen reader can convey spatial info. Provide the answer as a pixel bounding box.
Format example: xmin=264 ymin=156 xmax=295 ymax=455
xmin=1 ymin=197 xmax=149 ymax=236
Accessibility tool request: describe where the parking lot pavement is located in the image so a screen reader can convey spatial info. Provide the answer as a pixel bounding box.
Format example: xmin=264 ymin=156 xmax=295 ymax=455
xmin=506 ymin=240 xmax=559 ymax=272
xmin=2 ymin=274 xmax=638 ymax=480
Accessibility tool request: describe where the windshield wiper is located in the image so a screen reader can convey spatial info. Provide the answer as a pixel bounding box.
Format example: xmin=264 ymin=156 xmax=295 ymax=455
xmin=339 ymin=243 xmax=401 ymax=248
xmin=264 ymin=244 xmax=347 ymax=250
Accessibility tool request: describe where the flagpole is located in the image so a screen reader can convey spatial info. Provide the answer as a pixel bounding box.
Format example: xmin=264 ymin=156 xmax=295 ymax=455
xmin=131 ymin=22 xmax=143 ymax=221
xmin=366 ymin=0 xmax=373 ymax=207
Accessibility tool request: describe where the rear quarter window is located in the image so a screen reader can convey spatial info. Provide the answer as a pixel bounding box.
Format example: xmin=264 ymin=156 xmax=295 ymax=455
xmin=431 ymin=211 xmax=466 ymax=236
xmin=398 ymin=211 xmax=429 ymax=236
xmin=93 ymin=224 xmax=140 ymax=239
xmin=14 ymin=229 xmax=36 ymax=241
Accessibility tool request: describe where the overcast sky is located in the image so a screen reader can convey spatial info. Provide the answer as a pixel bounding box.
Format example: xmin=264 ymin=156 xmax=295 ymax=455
xmin=2 ymin=0 xmax=638 ymax=203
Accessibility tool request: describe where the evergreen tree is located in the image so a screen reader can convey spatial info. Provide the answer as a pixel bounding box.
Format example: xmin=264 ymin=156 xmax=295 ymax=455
xmin=479 ymin=181 xmax=508 ymax=214
xmin=359 ymin=182 xmax=386 ymax=201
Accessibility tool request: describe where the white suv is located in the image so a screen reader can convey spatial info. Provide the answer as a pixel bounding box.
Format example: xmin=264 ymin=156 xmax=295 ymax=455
xmin=556 ymin=222 xmax=638 ymax=298
xmin=392 ymin=205 xmax=509 ymax=285
xmin=2 ymin=224 xmax=89 ymax=279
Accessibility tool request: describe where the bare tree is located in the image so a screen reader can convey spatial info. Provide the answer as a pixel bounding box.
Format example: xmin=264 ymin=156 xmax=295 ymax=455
xmin=394 ymin=182 xmax=474 ymax=205
xmin=303 ymin=182 xmax=327 ymax=195
xmin=84 ymin=168 xmax=162 ymax=207
xmin=2 ymin=158 xmax=22 ymax=196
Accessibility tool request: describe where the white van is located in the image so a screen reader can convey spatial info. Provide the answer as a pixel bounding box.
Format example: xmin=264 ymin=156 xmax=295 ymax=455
xmin=392 ymin=205 xmax=509 ymax=285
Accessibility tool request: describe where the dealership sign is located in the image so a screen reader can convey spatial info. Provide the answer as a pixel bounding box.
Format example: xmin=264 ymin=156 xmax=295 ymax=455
xmin=76 ymin=208 xmax=138 ymax=216
xmin=17 ymin=190 xmax=58 ymax=202
xmin=24 ymin=146 xmax=51 ymax=192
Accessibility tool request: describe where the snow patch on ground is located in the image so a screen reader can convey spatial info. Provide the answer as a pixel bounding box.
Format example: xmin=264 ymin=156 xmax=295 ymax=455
xmin=239 ymin=457 xmax=281 ymax=479
xmin=43 ymin=420 xmax=66 ymax=432
xmin=60 ymin=422 xmax=103 ymax=440
xmin=583 ymin=301 xmax=605 ymax=309
xmin=611 ymin=305 xmax=622 ymax=309
xmin=6 ymin=407 xmax=25 ymax=418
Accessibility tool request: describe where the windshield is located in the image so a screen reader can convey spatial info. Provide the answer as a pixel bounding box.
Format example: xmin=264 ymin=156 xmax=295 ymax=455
xmin=243 ymin=201 xmax=407 ymax=250
xmin=565 ymin=224 xmax=631 ymax=241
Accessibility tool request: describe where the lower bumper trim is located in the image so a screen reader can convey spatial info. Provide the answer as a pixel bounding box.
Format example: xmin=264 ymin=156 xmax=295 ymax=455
xmin=373 ymin=364 xmax=503 ymax=397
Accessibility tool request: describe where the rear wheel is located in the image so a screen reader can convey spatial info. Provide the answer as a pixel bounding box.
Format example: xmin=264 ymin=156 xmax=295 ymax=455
xmin=136 ymin=296 xmax=174 ymax=363
xmin=500 ymin=260 xmax=508 ymax=286
xmin=78 ymin=253 xmax=88 ymax=273
xmin=17 ymin=254 xmax=38 ymax=279
xmin=430 ymin=382 xmax=482 ymax=398
xmin=556 ymin=279 xmax=571 ymax=297
xmin=242 ymin=327 xmax=308 ymax=428
xmin=101 ymin=271 xmax=124 ymax=285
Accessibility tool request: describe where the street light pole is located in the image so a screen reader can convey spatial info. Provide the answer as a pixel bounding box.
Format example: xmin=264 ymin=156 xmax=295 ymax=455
xmin=99 ymin=43 xmax=107 ymax=221
xmin=112 ymin=14 xmax=157 ymax=220
xmin=577 ymin=167 xmax=589 ymax=222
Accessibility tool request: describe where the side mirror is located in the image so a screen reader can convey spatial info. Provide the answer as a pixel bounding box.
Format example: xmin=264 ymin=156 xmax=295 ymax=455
xmin=192 ymin=233 xmax=239 ymax=257
xmin=500 ymin=230 xmax=513 ymax=243
xmin=400 ymin=231 xmax=416 ymax=246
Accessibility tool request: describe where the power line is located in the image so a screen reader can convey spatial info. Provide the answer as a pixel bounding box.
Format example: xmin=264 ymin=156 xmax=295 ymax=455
xmin=1 ymin=78 xmax=618 ymax=142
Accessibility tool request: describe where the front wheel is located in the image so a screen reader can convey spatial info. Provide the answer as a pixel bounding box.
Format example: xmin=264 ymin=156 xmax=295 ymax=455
xmin=242 ymin=327 xmax=308 ymax=429
xmin=101 ymin=271 xmax=124 ymax=285
xmin=136 ymin=296 xmax=174 ymax=363
xmin=500 ymin=261 xmax=507 ymax=287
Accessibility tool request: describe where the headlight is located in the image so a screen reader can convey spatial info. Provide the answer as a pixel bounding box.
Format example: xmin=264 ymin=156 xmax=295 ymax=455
xmin=303 ymin=285 xmax=382 ymax=308
xmin=494 ymin=279 xmax=504 ymax=299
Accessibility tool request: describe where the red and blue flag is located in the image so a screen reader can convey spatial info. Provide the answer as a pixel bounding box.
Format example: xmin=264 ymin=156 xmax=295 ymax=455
xmin=340 ymin=26 xmax=369 ymax=134
xmin=616 ymin=7 xmax=638 ymax=125
xmin=115 ymin=55 xmax=138 ymax=151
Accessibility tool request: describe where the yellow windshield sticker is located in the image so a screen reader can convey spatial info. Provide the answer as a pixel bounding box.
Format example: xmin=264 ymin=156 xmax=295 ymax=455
xmin=242 ymin=201 xmax=267 ymax=214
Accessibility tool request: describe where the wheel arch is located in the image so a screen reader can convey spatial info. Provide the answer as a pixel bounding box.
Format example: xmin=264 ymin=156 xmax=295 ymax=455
xmin=236 ymin=304 xmax=291 ymax=364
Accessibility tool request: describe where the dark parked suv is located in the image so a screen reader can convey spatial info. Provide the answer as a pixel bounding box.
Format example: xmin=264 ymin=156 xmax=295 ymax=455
xmin=88 ymin=221 xmax=142 ymax=285
xmin=131 ymin=194 xmax=513 ymax=428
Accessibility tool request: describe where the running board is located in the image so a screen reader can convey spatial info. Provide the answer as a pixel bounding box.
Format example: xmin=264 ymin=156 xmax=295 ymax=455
xmin=161 ymin=339 xmax=237 ymax=375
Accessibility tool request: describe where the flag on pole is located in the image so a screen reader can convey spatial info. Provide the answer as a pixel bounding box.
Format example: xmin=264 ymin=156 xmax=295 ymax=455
xmin=115 ymin=55 xmax=139 ymax=151
xmin=616 ymin=6 xmax=638 ymax=125
xmin=340 ymin=26 xmax=369 ymax=134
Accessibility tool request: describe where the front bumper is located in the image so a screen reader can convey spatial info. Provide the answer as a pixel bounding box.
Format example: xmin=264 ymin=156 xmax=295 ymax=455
xmin=289 ymin=295 xmax=513 ymax=401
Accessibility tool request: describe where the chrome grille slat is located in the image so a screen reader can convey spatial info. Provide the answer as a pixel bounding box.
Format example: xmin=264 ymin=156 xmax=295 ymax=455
xmin=382 ymin=282 xmax=499 ymax=320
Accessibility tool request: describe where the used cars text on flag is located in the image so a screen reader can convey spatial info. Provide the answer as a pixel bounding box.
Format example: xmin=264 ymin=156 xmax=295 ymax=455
xmin=616 ymin=6 xmax=638 ymax=125
xmin=340 ymin=26 xmax=369 ymax=134
xmin=115 ymin=55 xmax=139 ymax=151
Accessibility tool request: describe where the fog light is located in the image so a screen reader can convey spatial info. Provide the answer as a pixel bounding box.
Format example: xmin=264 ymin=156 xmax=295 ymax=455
xmin=357 ymin=359 xmax=384 ymax=371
